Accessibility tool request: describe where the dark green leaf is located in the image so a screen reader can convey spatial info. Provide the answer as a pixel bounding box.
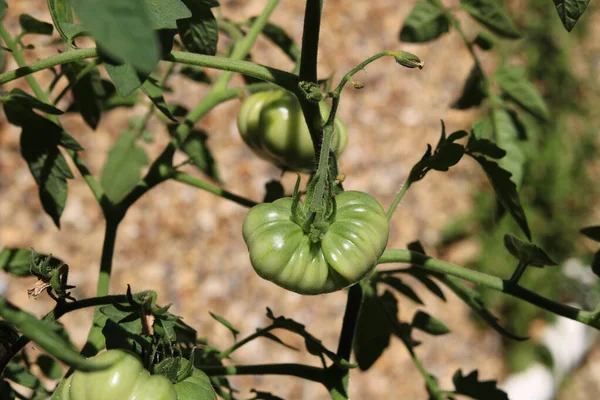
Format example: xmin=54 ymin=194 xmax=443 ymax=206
xmin=0 ymin=299 xmax=115 ymax=371
xmin=258 ymin=331 xmax=299 ymax=352
xmin=466 ymin=134 xmax=506 ymax=159
xmin=263 ymin=180 xmax=285 ymax=203
xmin=0 ymin=380 xmax=17 ymax=398
xmin=0 ymin=1 xmax=6 ymax=20
xmin=473 ymin=31 xmax=494 ymax=50
xmin=209 ymin=312 xmax=239 ymax=341
xmin=62 ymin=60 xmax=104 ymax=129
xmin=69 ymin=0 xmax=159 ymax=73
xmin=452 ymin=66 xmax=486 ymax=110
xmin=141 ymin=77 xmax=177 ymax=122
xmin=37 ymin=355 xmax=63 ymax=379
xmin=19 ymin=14 xmax=53 ymax=36
xmin=102 ymin=318 xmax=149 ymax=356
xmin=494 ymin=66 xmax=549 ymax=120
xmin=100 ymin=131 xmax=149 ymax=202
xmin=400 ymin=0 xmax=450 ymax=43
xmin=0 ymin=248 xmax=62 ymax=277
xmin=411 ymin=311 xmax=450 ymax=335
xmin=439 ymin=276 xmax=528 ymax=340
xmin=453 ymin=369 xmax=509 ymax=400
xmin=4 ymin=363 xmax=40 ymax=389
xmin=552 ymin=0 xmax=590 ymax=31
xmin=401 ymin=268 xmax=447 ymax=301
xmin=460 ymin=0 xmax=520 ymax=38
xmin=178 ymin=0 xmax=218 ymax=55
xmin=1 ymin=88 xmax=63 ymax=115
xmin=249 ymin=389 xmax=285 ymax=400
xmin=353 ymin=285 xmax=395 ymax=370
xmin=503 ymin=233 xmax=558 ymax=267
xmin=179 ymin=129 xmax=220 ymax=181
xmin=381 ymin=276 xmax=424 ymax=304
xmin=469 ymin=154 xmax=531 ymax=240
xmin=581 ymin=226 xmax=600 ymax=242
xmin=180 ymin=66 xmax=211 ymax=84
xmin=145 ymin=0 xmax=192 ymax=30
xmin=246 ymin=17 xmax=300 ymax=62
xmin=591 ymin=250 xmax=600 ymax=278
xmin=407 ymin=240 xmax=426 ymax=254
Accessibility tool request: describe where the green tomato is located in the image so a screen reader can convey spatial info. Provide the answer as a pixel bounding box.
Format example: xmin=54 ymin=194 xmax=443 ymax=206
xmin=242 ymin=191 xmax=389 ymax=295
xmin=237 ymin=90 xmax=348 ymax=172
xmin=52 ymin=350 xmax=216 ymax=400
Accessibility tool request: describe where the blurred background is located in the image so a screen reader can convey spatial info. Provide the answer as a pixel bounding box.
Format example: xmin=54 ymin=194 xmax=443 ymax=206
xmin=1 ymin=0 xmax=600 ymax=398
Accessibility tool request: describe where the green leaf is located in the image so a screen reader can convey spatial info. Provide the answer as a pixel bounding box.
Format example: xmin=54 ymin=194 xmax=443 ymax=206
xmin=411 ymin=311 xmax=450 ymax=335
xmin=103 ymin=61 xmax=146 ymax=98
xmin=381 ymin=276 xmax=424 ymax=305
xmin=439 ymin=276 xmax=528 ymax=340
xmin=4 ymin=363 xmax=41 ymax=390
xmin=460 ymin=0 xmax=520 ymax=39
xmin=452 ymin=66 xmax=486 ymax=110
xmin=466 ymin=134 xmax=506 ymax=159
xmin=209 ymin=312 xmax=239 ymax=341
xmin=141 ymin=77 xmax=176 ymax=122
xmin=179 ymin=129 xmax=220 ymax=181
xmin=468 ymin=154 xmax=531 ymax=240
xmin=145 ymin=0 xmax=191 ymax=30
xmin=37 ymin=354 xmax=63 ymax=379
xmin=62 ymin=60 xmax=104 ymax=129
xmin=47 ymin=0 xmax=85 ymax=44
xmin=1 ymin=88 xmax=63 ymax=115
xmin=19 ymin=14 xmax=53 ymax=36
xmin=353 ymin=285 xmax=396 ymax=370
xmin=491 ymin=110 xmax=526 ymax=187
xmin=178 ymin=0 xmax=218 ymax=55
xmin=503 ymin=233 xmax=558 ymax=268
xmin=494 ymin=66 xmax=549 ymax=120
xmin=180 ymin=66 xmax=211 ymax=84
xmin=400 ymin=0 xmax=450 ymax=43
xmin=100 ymin=131 xmax=149 ymax=202
xmin=581 ymin=226 xmax=600 ymax=242
xmin=69 ymin=0 xmax=159 ymax=73
xmin=552 ymin=0 xmax=590 ymax=31
xmin=400 ymin=267 xmax=447 ymax=301
xmin=0 ymin=1 xmax=7 ymax=21
xmin=452 ymin=369 xmax=509 ymax=400
xmin=0 ymin=248 xmax=62 ymax=277
xmin=473 ymin=31 xmax=494 ymax=51
xmin=0 ymin=299 xmax=115 ymax=371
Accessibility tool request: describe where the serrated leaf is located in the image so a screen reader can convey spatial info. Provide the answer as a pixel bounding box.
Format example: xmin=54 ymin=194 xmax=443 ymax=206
xmin=141 ymin=77 xmax=177 ymax=122
xmin=209 ymin=312 xmax=239 ymax=341
xmin=552 ymin=0 xmax=590 ymax=32
xmin=145 ymin=0 xmax=191 ymax=30
xmin=400 ymin=0 xmax=450 ymax=43
xmin=581 ymin=226 xmax=600 ymax=242
xmin=62 ymin=60 xmax=104 ymax=129
xmin=0 ymin=248 xmax=61 ymax=277
xmin=100 ymin=131 xmax=149 ymax=202
xmin=69 ymin=0 xmax=159 ymax=73
xmin=381 ymin=276 xmax=424 ymax=304
xmin=495 ymin=66 xmax=549 ymax=120
xmin=411 ymin=311 xmax=450 ymax=335
xmin=453 ymin=369 xmax=509 ymax=400
xmin=178 ymin=0 xmax=218 ymax=55
xmin=179 ymin=129 xmax=220 ymax=181
xmin=452 ymin=66 xmax=486 ymax=110
xmin=19 ymin=14 xmax=53 ymax=36
xmin=37 ymin=355 xmax=63 ymax=379
xmin=460 ymin=0 xmax=520 ymax=39
xmin=469 ymin=154 xmax=531 ymax=240
xmin=353 ymin=285 xmax=396 ymax=370
xmin=439 ymin=276 xmax=528 ymax=340
xmin=0 ymin=299 xmax=114 ymax=371
xmin=503 ymin=233 xmax=558 ymax=267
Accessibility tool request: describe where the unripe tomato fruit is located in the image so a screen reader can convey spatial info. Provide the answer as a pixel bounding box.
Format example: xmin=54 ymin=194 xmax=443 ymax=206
xmin=242 ymin=191 xmax=389 ymax=295
xmin=51 ymin=350 xmax=216 ymax=400
xmin=237 ymin=90 xmax=348 ymax=172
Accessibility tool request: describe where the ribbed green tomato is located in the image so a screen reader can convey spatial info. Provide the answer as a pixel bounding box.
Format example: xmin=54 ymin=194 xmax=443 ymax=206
xmin=242 ymin=191 xmax=389 ymax=295
xmin=52 ymin=350 xmax=216 ymax=400
xmin=237 ymin=90 xmax=348 ymax=172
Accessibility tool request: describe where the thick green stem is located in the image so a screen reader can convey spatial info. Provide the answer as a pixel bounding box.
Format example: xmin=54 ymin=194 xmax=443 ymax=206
xmin=173 ymin=172 xmax=257 ymax=208
xmin=378 ymin=249 xmax=600 ymax=329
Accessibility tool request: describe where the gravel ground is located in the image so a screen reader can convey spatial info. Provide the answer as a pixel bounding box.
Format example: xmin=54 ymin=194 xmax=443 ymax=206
xmin=1 ymin=1 xmax=599 ymax=399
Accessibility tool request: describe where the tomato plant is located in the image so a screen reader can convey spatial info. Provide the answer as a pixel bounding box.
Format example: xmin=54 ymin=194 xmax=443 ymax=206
xmin=237 ymin=90 xmax=348 ymax=172
xmin=0 ymin=0 xmax=597 ymax=399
